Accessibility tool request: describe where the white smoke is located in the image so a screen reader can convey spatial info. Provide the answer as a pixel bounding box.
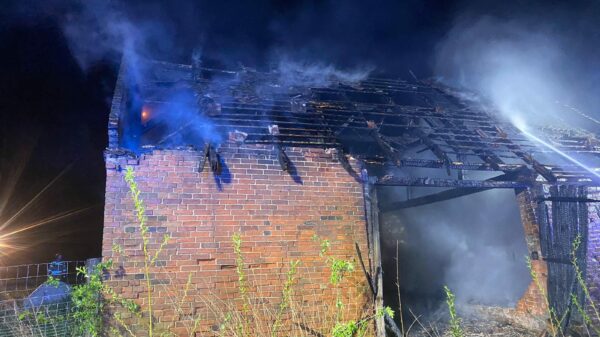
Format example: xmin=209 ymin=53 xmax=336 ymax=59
xmin=433 ymin=16 xmax=588 ymax=130
xmin=382 ymin=187 xmax=531 ymax=309
xmin=276 ymin=58 xmax=373 ymax=88
xmin=62 ymin=1 xmax=145 ymax=70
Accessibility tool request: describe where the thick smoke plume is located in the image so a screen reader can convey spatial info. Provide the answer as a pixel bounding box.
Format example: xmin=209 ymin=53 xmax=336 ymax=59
xmin=434 ymin=7 xmax=600 ymax=132
xmin=381 ymin=1 xmax=600 ymax=318
xmin=56 ymin=0 xmax=375 ymax=152
xmin=381 ymin=186 xmax=531 ymax=316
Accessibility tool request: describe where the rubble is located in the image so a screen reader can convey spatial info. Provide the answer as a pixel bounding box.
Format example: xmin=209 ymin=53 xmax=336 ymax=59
xmin=406 ymin=305 xmax=545 ymax=337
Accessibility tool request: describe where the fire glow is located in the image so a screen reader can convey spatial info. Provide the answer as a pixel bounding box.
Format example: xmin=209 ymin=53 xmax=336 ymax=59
xmin=141 ymin=106 xmax=151 ymax=124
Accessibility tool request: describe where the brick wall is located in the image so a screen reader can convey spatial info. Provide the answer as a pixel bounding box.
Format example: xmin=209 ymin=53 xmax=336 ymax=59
xmin=586 ymin=187 xmax=600 ymax=324
xmin=514 ymin=188 xmax=549 ymax=319
xmin=513 ymin=187 xmax=600 ymax=328
xmin=102 ymin=143 xmax=372 ymax=336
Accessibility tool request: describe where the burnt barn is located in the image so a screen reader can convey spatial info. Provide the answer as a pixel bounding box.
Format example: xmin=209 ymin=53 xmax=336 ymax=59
xmin=102 ymin=59 xmax=600 ymax=335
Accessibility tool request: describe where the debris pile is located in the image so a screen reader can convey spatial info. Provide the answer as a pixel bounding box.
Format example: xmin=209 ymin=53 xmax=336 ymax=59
xmin=407 ymin=305 xmax=545 ymax=337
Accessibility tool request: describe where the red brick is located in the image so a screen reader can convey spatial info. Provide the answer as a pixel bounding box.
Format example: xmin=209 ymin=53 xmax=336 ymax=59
xmin=103 ymin=144 xmax=370 ymax=336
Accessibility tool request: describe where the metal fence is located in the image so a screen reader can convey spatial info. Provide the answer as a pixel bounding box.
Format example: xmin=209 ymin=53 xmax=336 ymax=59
xmin=0 ymin=260 xmax=87 ymax=299
xmin=0 ymin=300 xmax=73 ymax=337
xmin=0 ymin=259 xmax=97 ymax=337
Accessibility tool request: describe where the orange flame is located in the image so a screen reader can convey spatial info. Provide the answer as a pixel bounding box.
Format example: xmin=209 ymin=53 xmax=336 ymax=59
xmin=141 ymin=106 xmax=150 ymax=123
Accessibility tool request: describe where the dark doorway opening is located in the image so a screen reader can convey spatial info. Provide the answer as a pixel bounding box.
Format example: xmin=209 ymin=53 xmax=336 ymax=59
xmin=378 ymin=186 xmax=532 ymax=324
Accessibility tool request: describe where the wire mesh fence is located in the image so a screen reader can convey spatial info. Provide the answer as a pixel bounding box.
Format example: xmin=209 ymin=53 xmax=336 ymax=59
xmin=0 ymin=259 xmax=98 ymax=337
xmin=0 ymin=260 xmax=87 ymax=299
xmin=0 ymin=300 xmax=73 ymax=337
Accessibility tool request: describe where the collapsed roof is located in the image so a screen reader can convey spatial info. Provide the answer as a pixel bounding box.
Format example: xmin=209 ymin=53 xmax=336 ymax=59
xmin=107 ymin=60 xmax=600 ymax=187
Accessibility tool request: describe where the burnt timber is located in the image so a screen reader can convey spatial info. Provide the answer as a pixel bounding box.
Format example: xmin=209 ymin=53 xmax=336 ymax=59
xmin=112 ymin=60 xmax=600 ymax=189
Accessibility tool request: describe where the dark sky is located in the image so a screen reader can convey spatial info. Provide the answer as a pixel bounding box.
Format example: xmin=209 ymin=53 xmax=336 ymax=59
xmin=0 ymin=18 xmax=114 ymax=264
xmin=0 ymin=0 xmax=598 ymax=265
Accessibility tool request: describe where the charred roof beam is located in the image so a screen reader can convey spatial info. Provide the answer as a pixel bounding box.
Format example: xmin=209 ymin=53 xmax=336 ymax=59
xmin=410 ymin=123 xmax=453 ymax=175
xmin=379 ymin=169 xmax=528 ymax=212
xmin=505 ymin=145 xmax=558 ymax=183
xmin=370 ymin=129 xmax=403 ymax=166
xmin=375 ymin=176 xmax=530 ymax=188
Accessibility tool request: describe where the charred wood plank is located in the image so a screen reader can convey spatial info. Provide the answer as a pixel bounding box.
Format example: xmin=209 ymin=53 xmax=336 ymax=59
xmin=276 ymin=146 xmax=290 ymax=172
xmin=355 ymin=242 xmax=376 ymax=296
xmin=197 ymin=143 xmax=210 ymax=172
xmin=337 ymin=149 xmax=360 ymax=181
xmin=508 ymin=147 xmax=558 ymax=183
xmin=380 ymin=187 xmax=490 ymax=211
xmin=411 ymin=127 xmax=452 ymax=175
xmin=536 ymin=196 xmax=600 ymax=203
xmin=375 ymin=176 xmax=531 ymax=188
xmin=363 ymin=177 xmax=385 ymax=337
xmin=395 ymin=158 xmax=523 ymax=171
xmin=379 ymin=171 xmax=525 ymax=211
xmin=385 ymin=315 xmax=402 ymax=337
xmin=371 ymin=129 xmax=403 ymax=166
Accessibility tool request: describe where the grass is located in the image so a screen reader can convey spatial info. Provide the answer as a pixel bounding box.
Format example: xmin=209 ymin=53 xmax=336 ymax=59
xmin=443 ymin=286 xmax=463 ymax=337
xmin=99 ymin=167 xmax=386 ymax=337
xmin=11 ymin=167 xmax=600 ymax=337
xmin=523 ymin=232 xmax=600 ymax=337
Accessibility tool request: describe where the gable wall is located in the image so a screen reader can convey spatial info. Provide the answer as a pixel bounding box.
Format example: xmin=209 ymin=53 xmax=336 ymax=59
xmin=102 ymin=143 xmax=372 ymax=335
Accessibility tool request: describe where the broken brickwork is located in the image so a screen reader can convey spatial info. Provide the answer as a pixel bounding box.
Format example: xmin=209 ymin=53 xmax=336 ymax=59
xmin=515 ymin=188 xmax=549 ymax=319
xmin=102 ymin=144 xmax=371 ymax=335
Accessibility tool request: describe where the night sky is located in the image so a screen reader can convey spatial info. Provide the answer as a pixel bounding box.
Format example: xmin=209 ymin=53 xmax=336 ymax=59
xmin=1 ymin=0 xmax=599 ymax=265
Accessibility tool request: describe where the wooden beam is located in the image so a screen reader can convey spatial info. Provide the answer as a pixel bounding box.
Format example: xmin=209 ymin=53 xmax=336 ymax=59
xmin=363 ymin=175 xmax=385 ymax=337
xmin=371 ymin=129 xmax=403 ymax=166
xmin=411 ymin=127 xmax=452 ymax=175
xmin=378 ymin=171 xmax=524 ymax=211
xmin=396 ymin=158 xmax=524 ymax=171
xmin=536 ymin=196 xmax=600 ymax=203
xmin=375 ymin=176 xmax=530 ymax=189
xmin=380 ymin=187 xmax=490 ymax=212
xmin=371 ymin=185 xmax=385 ymax=337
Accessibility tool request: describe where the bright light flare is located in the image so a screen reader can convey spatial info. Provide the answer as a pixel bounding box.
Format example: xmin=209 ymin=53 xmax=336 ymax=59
xmin=0 ymin=164 xmax=71 ymax=233
xmin=0 ymin=158 xmax=94 ymax=262
xmin=0 ymin=207 xmax=91 ymax=259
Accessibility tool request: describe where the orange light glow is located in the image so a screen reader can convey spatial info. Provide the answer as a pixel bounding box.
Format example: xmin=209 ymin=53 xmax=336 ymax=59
xmin=141 ymin=107 xmax=150 ymax=122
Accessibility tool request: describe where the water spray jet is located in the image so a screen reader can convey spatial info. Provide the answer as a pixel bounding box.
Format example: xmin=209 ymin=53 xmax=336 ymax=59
xmin=512 ymin=118 xmax=600 ymax=181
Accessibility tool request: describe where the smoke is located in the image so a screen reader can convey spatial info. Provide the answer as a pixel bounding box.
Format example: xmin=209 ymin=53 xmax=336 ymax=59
xmin=58 ymin=1 xmax=216 ymax=152
xmin=62 ymin=2 xmax=140 ymax=70
xmin=435 ymin=18 xmax=561 ymax=126
xmin=7 ymin=0 xmax=599 ymax=308
xmin=434 ymin=4 xmax=600 ymax=132
xmin=380 ymin=1 xmax=600 ymax=318
xmin=381 ymin=186 xmax=531 ymax=317
xmin=275 ymin=58 xmax=372 ymax=88
xmin=53 ymin=0 xmax=383 ymax=153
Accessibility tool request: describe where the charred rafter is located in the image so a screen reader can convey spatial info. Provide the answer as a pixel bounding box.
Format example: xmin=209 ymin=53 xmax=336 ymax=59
xmin=378 ymin=169 xmax=528 ymax=212
xmin=411 ymin=125 xmax=452 ymax=175
xmin=128 ymin=61 xmax=600 ymax=185
xmin=375 ymin=175 xmax=532 ymax=189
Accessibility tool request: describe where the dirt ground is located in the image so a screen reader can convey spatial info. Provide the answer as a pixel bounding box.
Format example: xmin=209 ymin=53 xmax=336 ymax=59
xmin=403 ymin=304 xmax=589 ymax=337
